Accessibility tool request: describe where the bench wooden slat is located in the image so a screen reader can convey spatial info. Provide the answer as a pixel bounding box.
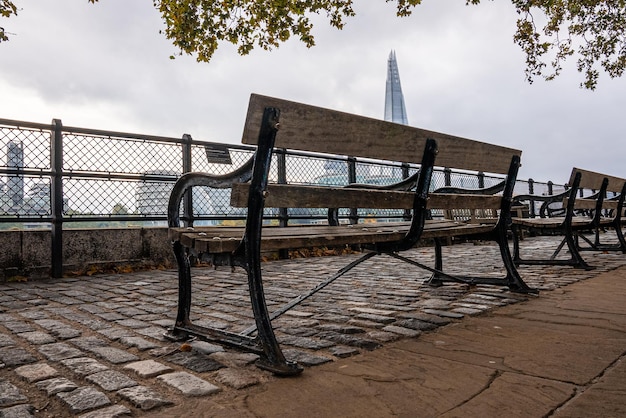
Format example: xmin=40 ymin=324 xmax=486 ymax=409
xmin=230 ymin=183 xmax=503 ymax=210
xmin=242 ymin=94 xmax=521 ymax=175
xmin=171 ymin=220 xmax=495 ymax=254
xmin=570 ymin=167 xmax=625 ymax=193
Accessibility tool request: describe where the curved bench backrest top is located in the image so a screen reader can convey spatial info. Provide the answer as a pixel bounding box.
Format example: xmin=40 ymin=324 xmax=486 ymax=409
xmin=570 ymin=167 xmax=625 ymax=194
xmin=242 ymin=94 xmax=521 ymax=175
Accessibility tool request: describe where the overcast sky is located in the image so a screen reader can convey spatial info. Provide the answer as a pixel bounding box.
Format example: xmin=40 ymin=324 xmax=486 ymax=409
xmin=2 ymin=1 xmax=625 ymax=183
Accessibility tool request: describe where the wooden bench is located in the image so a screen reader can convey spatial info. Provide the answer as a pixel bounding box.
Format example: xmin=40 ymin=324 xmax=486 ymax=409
xmin=511 ymin=167 xmax=626 ymax=269
xmin=166 ymin=94 xmax=535 ymax=376
xmin=569 ymin=168 xmax=626 ymax=253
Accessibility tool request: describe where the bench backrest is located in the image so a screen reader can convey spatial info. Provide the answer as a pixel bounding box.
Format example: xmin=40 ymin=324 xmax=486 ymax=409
xmin=570 ymin=167 xmax=625 ymax=194
xmin=242 ymin=94 xmax=521 ymax=175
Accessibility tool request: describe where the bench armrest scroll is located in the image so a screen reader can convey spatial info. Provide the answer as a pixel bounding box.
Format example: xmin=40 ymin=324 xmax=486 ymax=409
xmin=167 ymin=157 xmax=254 ymax=228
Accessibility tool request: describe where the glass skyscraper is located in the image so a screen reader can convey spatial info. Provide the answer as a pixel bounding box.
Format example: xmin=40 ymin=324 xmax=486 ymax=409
xmin=384 ymin=50 xmax=409 ymax=125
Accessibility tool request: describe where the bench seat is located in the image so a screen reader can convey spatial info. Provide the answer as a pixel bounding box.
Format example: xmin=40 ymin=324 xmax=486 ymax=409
xmin=170 ymin=220 xmax=496 ymax=255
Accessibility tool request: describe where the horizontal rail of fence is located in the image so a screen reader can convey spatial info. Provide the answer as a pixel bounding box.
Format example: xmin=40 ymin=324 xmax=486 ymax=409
xmin=1 ymin=117 xmax=572 ymax=277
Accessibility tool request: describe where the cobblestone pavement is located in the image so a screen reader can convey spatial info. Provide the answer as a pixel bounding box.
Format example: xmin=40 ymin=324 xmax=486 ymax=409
xmin=1 ymin=235 xmax=625 ymax=417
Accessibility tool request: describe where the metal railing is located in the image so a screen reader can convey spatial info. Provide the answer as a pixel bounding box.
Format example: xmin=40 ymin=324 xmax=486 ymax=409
xmin=1 ymin=118 xmax=564 ymax=277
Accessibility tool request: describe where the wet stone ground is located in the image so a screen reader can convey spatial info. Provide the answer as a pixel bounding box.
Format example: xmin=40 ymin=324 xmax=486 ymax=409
xmin=1 ymin=235 xmax=625 ymax=417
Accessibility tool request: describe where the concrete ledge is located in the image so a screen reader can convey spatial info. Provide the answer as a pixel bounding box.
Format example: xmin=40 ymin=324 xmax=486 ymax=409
xmin=0 ymin=227 xmax=174 ymax=281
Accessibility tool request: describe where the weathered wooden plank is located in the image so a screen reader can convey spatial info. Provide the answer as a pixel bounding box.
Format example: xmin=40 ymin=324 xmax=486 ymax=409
xmin=231 ymin=183 xmax=414 ymax=209
xmin=570 ymin=168 xmax=626 ymax=193
xmin=242 ymin=94 xmax=521 ymax=174
xmin=230 ymin=183 xmax=503 ymax=210
xmin=173 ymin=219 xmax=495 ymax=254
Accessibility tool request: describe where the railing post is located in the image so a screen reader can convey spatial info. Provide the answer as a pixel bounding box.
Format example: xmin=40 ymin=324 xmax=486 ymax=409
xmin=348 ymin=157 xmax=358 ymax=224
xmin=276 ymin=149 xmax=288 ymax=228
xmin=528 ymin=178 xmax=535 ymax=218
xmin=402 ymin=163 xmax=411 ymax=221
xmin=444 ymin=168 xmax=452 ymax=187
xmin=547 ymin=181 xmax=553 ymax=195
xmin=50 ymin=119 xmax=64 ymax=278
xmin=181 ymin=134 xmax=194 ymax=227
xmin=277 ymin=150 xmax=289 ymax=259
xmin=477 ymin=172 xmax=485 ymax=189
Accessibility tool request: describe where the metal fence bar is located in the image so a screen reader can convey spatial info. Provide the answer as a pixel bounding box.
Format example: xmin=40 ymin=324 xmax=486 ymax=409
xmin=50 ymin=119 xmax=64 ymax=278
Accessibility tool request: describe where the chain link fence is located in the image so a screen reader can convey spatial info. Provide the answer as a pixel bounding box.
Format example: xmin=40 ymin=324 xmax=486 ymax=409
xmin=2 ymin=117 xmax=573 ymax=276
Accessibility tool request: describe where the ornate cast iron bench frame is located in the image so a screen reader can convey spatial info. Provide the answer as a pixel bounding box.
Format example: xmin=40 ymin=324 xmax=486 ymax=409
xmin=512 ymin=167 xmax=626 ymax=269
xmin=166 ymin=94 xmax=535 ymax=376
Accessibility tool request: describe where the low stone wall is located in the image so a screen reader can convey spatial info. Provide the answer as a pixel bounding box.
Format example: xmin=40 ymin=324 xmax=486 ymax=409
xmin=0 ymin=227 xmax=174 ymax=281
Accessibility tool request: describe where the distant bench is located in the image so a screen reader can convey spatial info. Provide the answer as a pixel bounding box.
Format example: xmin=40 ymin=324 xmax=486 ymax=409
xmin=512 ymin=167 xmax=626 ymax=269
xmin=166 ymin=94 xmax=535 ymax=376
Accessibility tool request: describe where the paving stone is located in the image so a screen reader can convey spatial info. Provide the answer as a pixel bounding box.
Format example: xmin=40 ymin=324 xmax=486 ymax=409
xmin=165 ymin=352 xmax=225 ymax=372
xmin=57 ymin=387 xmax=111 ymax=414
xmin=214 ymin=368 xmax=260 ymax=389
xmin=117 ymin=336 xmax=159 ymax=351
xmin=17 ymin=310 xmax=48 ymax=320
xmin=86 ymin=370 xmax=137 ymax=391
xmin=329 ymin=346 xmax=361 ymax=358
xmin=396 ymin=312 xmax=453 ymax=325
xmin=95 ymin=312 xmax=126 ymax=322
xmin=90 ymin=347 xmax=139 ymax=364
xmin=0 ymin=347 xmax=37 ymax=367
xmin=33 ymin=319 xmax=81 ymax=339
xmin=209 ymin=352 xmax=260 ymax=368
xmin=123 ymin=360 xmax=173 ymax=378
xmin=115 ymin=319 xmax=150 ymax=329
xmin=366 ymin=330 xmax=401 ymax=342
xmin=0 ymin=380 xmax=27 ymax=407
xmin=38 ymin=343 xmax=83 ymax=361
xmin=189 ymin=340 xmax=225 ymax=354
xmin=3 ymin=322 xmax=34 ymax=334
xmin=355 ymin=313 xmax=396 ymax=324
xmin=157 ymin=372 xmax=221 ymax=396
xmin=348 ymin=307 xmax=395 ymax=316
xmin=317 ymin=333 xmax=381 ymax=350
xmin=0 ymin=334 xmax=15 ymax=347
xmin=280 ymin=335 xmax=336 ymax=350
xmin=68 ymin=315 xmax=110 ymax=330
xmin=115 ymin=308 xmax=147 ymax=317
xmin=317 ymin=324 xmax=366 ymax=334
xmin=17 ymin=331 xmax=56 ymax=345
xmin=381 ymin=325 xmax=421 ymax=337
xmin=394 ymin=318 xmax=440 ymax=331
xmin=134 ymin=326 xmax=168 ymax=341
xmin=77 ymin=404 xmax=132 ymax=418
xmin=14 ymin=363 xmax=58 ymax=382
xmin=60 ymin=357 xmax=109 ymax=376
xmin=451 ymin=307 xmax=483 ymax=315
xmin=69 ymin=336 xmax=109 ymax=351
xmin=35 ymin=377 xmax=78 ymax=395
xmin=422 ymin=309 xmax=465 ymax=319
xmin=116 ymin=385 xmax=172 ymax=410
xmin=95 ymin=327 xmax=134 ymax=341
xmin=0 ymin=404 xmax=35 ymax=418
xmin=281 ymin=349 xmax=333 ymax=366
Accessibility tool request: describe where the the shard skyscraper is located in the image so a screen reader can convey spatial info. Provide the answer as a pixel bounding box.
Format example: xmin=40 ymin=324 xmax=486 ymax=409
xmin=384 ymin=50 xmax=409 ymax=125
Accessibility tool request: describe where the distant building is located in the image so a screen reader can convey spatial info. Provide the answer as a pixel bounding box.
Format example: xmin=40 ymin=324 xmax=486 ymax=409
xmin=384 ymin=50 xmax=409 ymax=125
xmin=136 ymin=171 xmax=178 ymax=215
xmin=7 ymin=140 xmax=24 ymax=209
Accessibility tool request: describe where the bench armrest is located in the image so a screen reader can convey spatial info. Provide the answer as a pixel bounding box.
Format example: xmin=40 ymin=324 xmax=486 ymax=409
xmin=341 ymin=171 xmax=420 ymax=192
xmin=167 ymin=157 xmax=255 ymax=228
xmin=513 ymin=189 xmax=570 ymax=218
xmin=432 ymin=181 xmax=506 ymax=196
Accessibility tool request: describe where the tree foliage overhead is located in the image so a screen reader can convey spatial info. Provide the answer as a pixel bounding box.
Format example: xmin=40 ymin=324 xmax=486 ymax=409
xmin=1 ymin=0 xmax=625 ymax=89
